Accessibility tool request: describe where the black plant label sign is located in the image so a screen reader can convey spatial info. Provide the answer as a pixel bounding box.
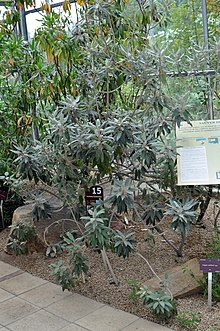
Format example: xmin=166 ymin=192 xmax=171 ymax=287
xmin=85 ymin=186 xmax=103 ymax=208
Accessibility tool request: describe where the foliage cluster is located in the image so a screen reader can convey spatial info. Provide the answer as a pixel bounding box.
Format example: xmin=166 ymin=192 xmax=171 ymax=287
xmin=51 ymin=232 xmax=88 ymax=291
xmin=7 ymin=222 xmax=36 ymax=255
xmin=137 ymin=286 xmax=176 ymax=319
xmin=128 ymin=278 xmax=176 ymax=320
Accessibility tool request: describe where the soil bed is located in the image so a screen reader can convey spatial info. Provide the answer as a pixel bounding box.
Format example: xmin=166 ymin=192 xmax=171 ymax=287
xmin=0 ymin=203 xmax=219 ymax=331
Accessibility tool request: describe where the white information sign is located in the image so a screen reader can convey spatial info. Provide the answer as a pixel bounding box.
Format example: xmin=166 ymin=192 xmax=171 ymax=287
xmin=176 ymin=120 xmax=220 ymax=185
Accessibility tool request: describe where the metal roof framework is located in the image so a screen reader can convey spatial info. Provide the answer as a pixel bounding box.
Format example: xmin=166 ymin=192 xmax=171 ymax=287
xmin=0 ymin=0 xmax=77 ymax=13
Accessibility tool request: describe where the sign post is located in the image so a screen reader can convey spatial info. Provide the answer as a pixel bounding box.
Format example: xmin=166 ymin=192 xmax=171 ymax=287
xmin=208 ymin=272 xmax=212 ymax=310
xmin=200 ymin=258 xmax=220 ymax=310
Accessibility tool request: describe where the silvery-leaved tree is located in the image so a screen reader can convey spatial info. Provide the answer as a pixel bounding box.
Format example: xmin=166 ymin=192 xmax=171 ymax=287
xmin=1 ymin=0 xmax=213 ymax=270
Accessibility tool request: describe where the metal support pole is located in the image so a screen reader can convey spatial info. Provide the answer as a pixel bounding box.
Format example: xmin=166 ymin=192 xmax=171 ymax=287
xmin=19 ymin=6 xmax=39 ymax=141
xmin=19 ymin=8 xmax=28 ymax=41
xmin=202 ymin=0 xmax=214 ymax=120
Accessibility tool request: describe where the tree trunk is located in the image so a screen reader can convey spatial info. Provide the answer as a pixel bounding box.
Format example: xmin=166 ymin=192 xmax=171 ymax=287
xmin=196 ymin=186 xmax=212 ymax=224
